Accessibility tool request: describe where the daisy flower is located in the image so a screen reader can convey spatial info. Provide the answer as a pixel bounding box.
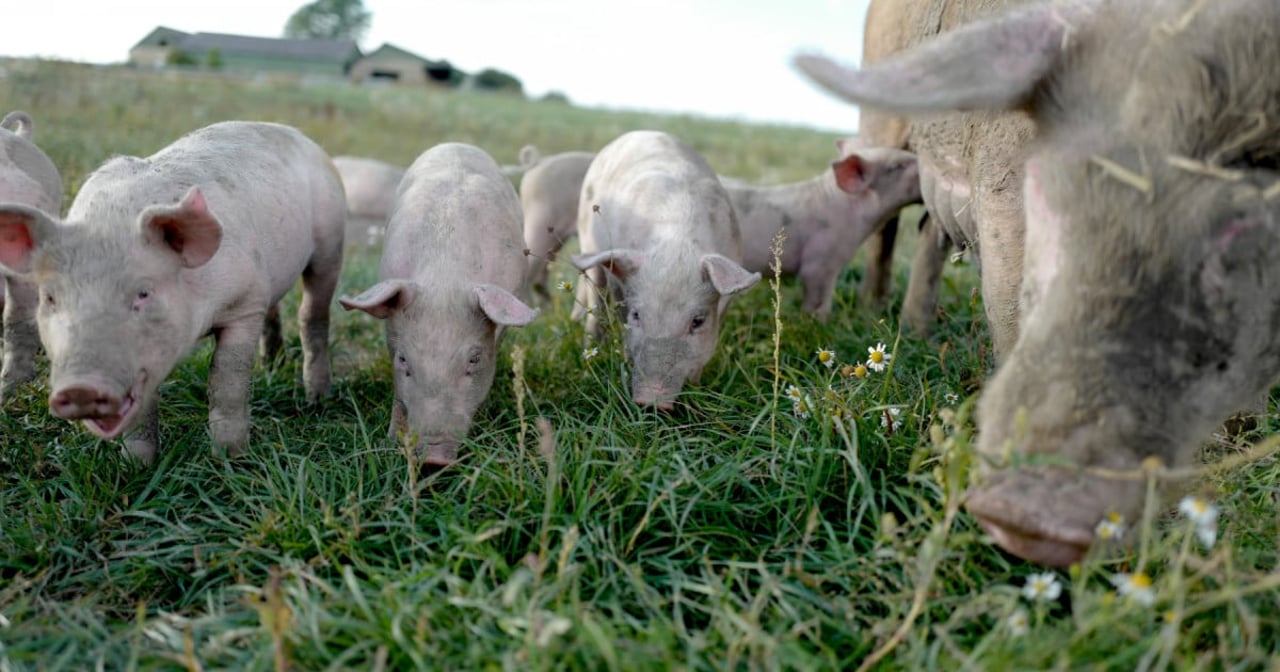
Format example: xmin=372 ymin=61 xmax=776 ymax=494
xmin=557 ymin=280 xmax=574 ymax=292
xmin=815 ymin=347 xmax=836 ymax=369
xmin=880 ymin=407 xmax=903 ymax=432
xmin=842 ymin=363 xmax=869 ymax=379
xmin=1094 ymin=512 xmax=1125 ymax=541
xmin=944 ymin=391 xmax=960 ymax=405
xmin=582 ymin=347 xmax=599 ymax=360
xmin=793 ymin=396 xmax=812 ymax=419
xmin=1179 ymin=496 xmax=1220 ymax=549
xmin=866 ymin=342 xmax=893 ymax=372
xmin=1177 ymin=496 xmax=1219 ymax=528
xmin=1022 ymin=572 xmax=1062 ymax=602
xmin=1006 ymin=608 xmax=1030 ymax=637
xmin=1112 ymin=572 xmax=1156 ymax=606
xmin=785 ymin=385 xmax=803 ymax=403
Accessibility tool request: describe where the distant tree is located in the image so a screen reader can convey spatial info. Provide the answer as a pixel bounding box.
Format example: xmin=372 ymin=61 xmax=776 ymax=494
xmin=165 ymin=50 xmax=197 ymax=67
xmin=284 ymin=0 xmax=371 ymax=41
xmin=472 ymin=68 xmax=523 ymax=95
xmin=205 ymin=48 xmax=224 ymax=70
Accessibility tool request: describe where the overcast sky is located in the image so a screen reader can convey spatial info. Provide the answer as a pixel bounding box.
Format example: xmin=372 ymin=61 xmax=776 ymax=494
xmin=6 ymin=0 xmax=870 ymax=133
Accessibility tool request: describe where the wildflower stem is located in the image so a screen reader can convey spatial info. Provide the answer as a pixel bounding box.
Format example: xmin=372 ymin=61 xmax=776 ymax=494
xmin=769 ymin=229 xmax=786 ymax=451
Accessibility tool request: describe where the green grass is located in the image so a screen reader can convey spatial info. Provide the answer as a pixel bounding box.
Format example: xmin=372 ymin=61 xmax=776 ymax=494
xmin=2 ymin=59 xmax=1279 ymax=670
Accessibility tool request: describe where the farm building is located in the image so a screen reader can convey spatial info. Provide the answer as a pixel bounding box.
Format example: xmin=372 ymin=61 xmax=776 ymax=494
xmin=128 ymin=26 xmax=362 ymax=78
xmin=348 ymin=43 xmax=464 ymax=86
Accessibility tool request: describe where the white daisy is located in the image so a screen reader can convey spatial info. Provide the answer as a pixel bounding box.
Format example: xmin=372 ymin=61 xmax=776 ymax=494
xmin=944 ymin=391 xmax=960 ymax=405
xmin=815 ymin=347 xmax=836 ymax=369
xmin=866 ymin=342 xmax=893 ymax=372
xmin=785 ymin=385 xmax=803 ymax=403
xmin=1112 ymin=572 xmax=1156 ymax=606
xmin=557 ymin=280 xmax=574 ymax=293
xmin=880 ymin=407 xmax=903 ymax=432
xmin=1094 ymin=512 xmax=1125 ymax=541
xmin=582 ymin=347 xmax=599 ymax=360
xmin=1006 ymin=608 xmax=1029 ymax=637
xmin=1022 ymin=572 xmax=1062 ymax=602
xmin=1177 ymin=496 xmax=1219 ymax=528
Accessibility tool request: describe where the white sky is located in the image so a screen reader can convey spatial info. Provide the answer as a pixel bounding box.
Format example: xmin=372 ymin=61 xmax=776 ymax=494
xmin=6 ymin=0 xmax=869 ymax=133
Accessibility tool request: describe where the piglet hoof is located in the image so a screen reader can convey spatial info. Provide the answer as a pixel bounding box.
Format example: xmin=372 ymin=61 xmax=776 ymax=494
xmin=965 ymin=467 xmax=1144 ymax=568
xmin=124 ymin=437 xmax=158 ymax=466
xmin=304 ymin=374 xmax=333 ymax=404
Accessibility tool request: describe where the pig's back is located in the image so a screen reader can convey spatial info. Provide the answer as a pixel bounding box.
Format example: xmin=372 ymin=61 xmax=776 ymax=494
xmin=0 ymin=129 xmax=62 ymax=215
xmin=383 ymin=143 xmax=525 ymax=293
xmin=72 ymin=121 xmax=344 ymax=300
xmin=582 ymin=131 xmax=740 ymax=258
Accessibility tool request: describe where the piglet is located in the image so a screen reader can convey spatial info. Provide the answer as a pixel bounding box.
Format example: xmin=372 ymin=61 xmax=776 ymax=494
xmin=572 ymin=130 xmax=760 ymax=410
xmin=0 ymin=121 xmax=346 ymax=462
xmin=725 ymin=145 xmax=919 ymax=320
xmin=340 ymin=143 xmax=538 ymax=465
xmin=0 ymin=111 xmax=62 ymax=403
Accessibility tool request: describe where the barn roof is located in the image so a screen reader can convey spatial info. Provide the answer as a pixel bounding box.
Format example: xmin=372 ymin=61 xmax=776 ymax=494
xmin=178 ymin=32 xmax=362 ymax=63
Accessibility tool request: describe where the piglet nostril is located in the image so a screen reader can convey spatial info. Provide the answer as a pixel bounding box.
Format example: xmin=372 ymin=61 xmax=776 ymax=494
xmin=49 ymin=382 xmax=121 ymax=419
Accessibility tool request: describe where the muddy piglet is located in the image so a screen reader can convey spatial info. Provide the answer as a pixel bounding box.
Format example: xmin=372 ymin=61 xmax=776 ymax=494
xmin=572 ymin=130 xmax=760 ymax=410
xmin=0 ymin=111 xmax=63 ymax=403
xmin=340 ymin=143 xmax=538 ymax=465
xmin=725 ymin=145 xmax=918 ymax=320
xmin=0 ymin=121 xmax=345 ymax=462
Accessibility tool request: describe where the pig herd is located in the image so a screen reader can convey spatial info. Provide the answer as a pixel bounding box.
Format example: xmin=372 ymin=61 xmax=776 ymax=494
xmin=3 ymin=0 xmax=1279 ymax=570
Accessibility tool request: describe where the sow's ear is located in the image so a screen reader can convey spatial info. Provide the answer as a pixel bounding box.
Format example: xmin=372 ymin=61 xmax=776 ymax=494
xmin=0 ymin=203 xmax=59 ymax=275
xmin=570 ymin=248 xmax=646 ymax=285
xmin=702 ymin=254 xmax=760 ymax=296
xmin=339 ymin=279 xmax=416 ymax=320
xmin=474 ymin=284 xmax=539 ymax=327
xmin=793 ymin=1 xmax=1094 ymax=114
xmin=138 ymin=186 xmax=223 ymax=268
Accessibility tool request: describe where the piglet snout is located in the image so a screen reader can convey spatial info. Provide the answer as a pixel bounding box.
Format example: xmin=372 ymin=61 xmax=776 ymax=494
xmin=49 ymin=378 xmax=122 ymax=420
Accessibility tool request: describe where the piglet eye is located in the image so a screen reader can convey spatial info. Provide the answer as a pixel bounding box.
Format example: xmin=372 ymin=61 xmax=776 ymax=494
xmin=395 ymin=353 xmax=411 ymax=377
xmin=138 ymin=290 xmax=150 ymax=300
xmin=689 ymin=313 xmax=707 ymax=333
xmin=42 ymin=291 xmax=56 ymax=306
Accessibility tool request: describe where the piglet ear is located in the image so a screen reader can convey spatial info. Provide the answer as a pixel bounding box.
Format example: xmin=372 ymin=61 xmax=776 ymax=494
xmin=702 ymin=254 xmax=760 ymax=296
xmin=474 ymin=284 xmax=539 ymax=327
xmin=519 ymin=145 xmax=541 ymax=168
xmin=793 ymin=2 xmax=1092 ymax=114
xmin=139 ymin=186 xmax=223 ymax=268
xmin=832 ymin=153 xmax=870 ymax=194
xmin=832 ymin=149 xmax=919 ymax=195
xmin=570 ymin=248 xmax=646 ymax=285
xmin=0 ymin=203 xmax=58 ymax=275
xmin=338 ymin=279 xmax=415 ymax=320
xmin=1 ymin=111 xmax=35 ymax=140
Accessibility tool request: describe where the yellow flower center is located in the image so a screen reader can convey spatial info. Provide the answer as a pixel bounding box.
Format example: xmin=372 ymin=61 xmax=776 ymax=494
xmin=818 ymin=351 xmax=832 ymax=363
xmin=1105 ymin=512 xmax=1123 ymax=524
xmin=854 ymin=365 xmax=868 ymax=378
xmin=1191 ymin=499 xmax=1206 ymax=514
xmin=1130 ymin=573 xmax=1152 ymax=589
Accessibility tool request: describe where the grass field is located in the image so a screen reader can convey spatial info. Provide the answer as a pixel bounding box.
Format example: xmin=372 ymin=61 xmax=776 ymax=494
xmin=2 ymin=59 xmax=1279 ymax=670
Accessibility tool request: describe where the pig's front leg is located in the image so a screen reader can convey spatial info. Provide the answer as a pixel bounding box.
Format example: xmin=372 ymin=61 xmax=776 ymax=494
xmin=1 ymin=277 xmax=40 ymax=401
xmin=124 ymin=399 xmax=161 ymax=465
xmin=208 ymin=318 xmax=260 ymax=456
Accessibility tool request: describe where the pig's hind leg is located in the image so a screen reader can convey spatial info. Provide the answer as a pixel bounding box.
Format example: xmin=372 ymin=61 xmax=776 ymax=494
xmin=298 ymin=242 xmax=341 ymax=403
xmin=259 ymin=304 xmax=284 ymax=363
